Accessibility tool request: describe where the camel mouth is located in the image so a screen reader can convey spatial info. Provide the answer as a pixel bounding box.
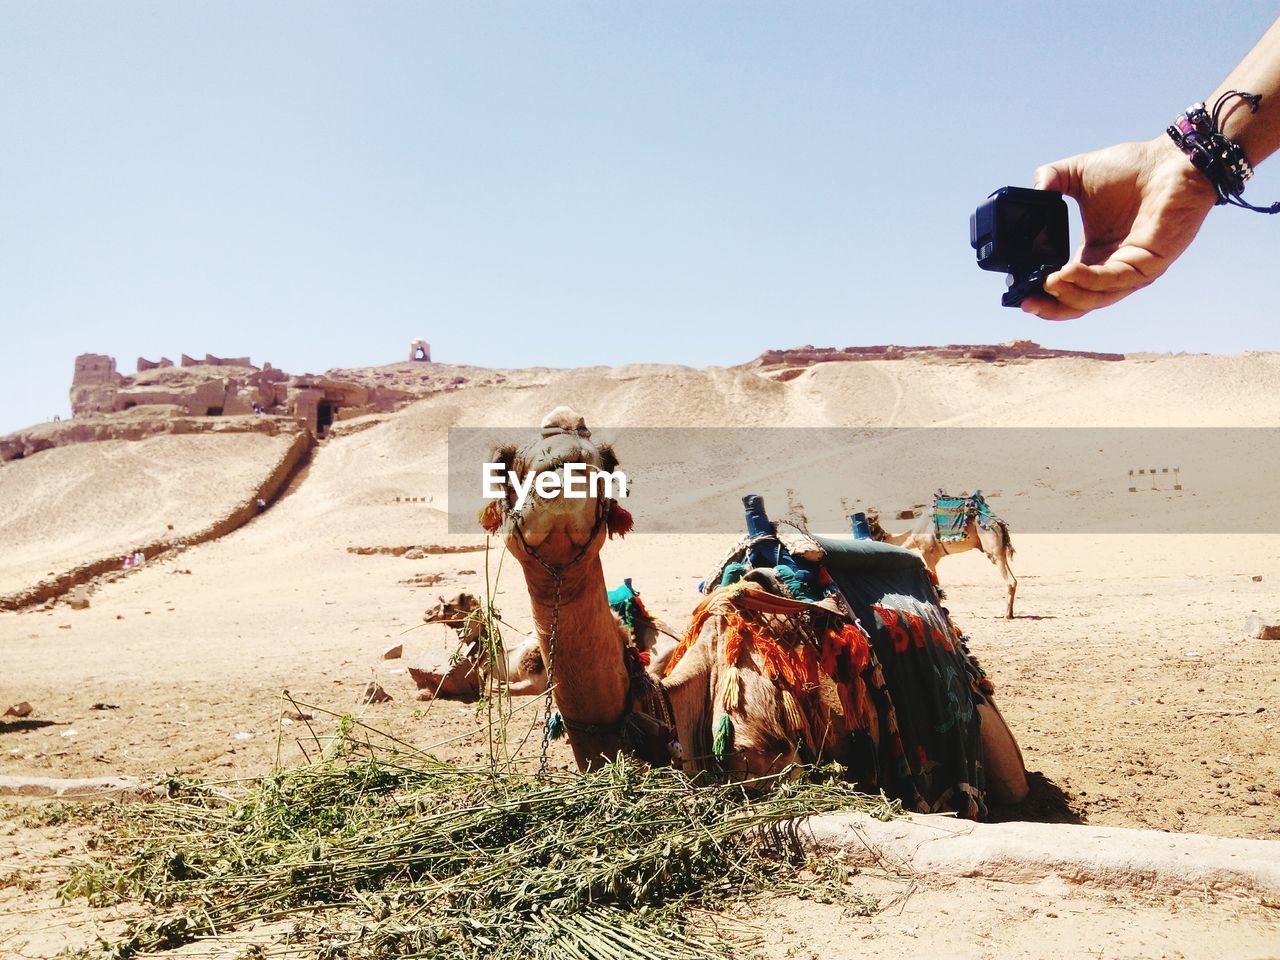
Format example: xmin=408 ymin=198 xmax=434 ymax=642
xmin=508 ymin=515 xmax=607 ymax=563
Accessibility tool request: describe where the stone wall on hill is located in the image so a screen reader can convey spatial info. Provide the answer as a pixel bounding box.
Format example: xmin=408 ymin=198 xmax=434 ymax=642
xmin=751 ymin=340 xmax=1125 ymax=369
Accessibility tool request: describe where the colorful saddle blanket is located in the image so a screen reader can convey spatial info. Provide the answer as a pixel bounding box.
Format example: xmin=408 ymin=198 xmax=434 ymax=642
xmin=933 ymin=490 xmax=1001 ymax=542
xmin=671 ymin=536 xmax=992 ymax=820
xmin=816 ymin=537 xmax=989 ymax=819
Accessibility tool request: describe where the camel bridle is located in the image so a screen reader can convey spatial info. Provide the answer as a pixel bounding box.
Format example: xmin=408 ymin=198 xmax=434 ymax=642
xmin=506 ymin=429 xmax=678 ymax=776
xmin=511 ymin=495 xmax=610 ymax=779
xmin=512 ymin=497 xmax=677 ymax=776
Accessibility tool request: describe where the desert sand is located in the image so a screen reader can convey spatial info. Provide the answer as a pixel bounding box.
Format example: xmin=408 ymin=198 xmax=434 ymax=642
xmin=2 ymin=353 xmax=1279 ymax=957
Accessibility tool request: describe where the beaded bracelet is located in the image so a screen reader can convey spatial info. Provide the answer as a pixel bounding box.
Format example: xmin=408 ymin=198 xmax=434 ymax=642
xmin=1167 ymin=90 xmax=1279 ymax=214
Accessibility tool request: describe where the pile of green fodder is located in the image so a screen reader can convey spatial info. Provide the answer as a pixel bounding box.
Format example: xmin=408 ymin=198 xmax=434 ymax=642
xmin=61 ymin=717 xmax=897 ymax=959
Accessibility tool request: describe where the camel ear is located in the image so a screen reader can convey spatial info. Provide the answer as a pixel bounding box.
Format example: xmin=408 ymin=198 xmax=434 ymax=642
xmin=596 ymin=442 xmax=620 ymax=475
xmin=490 ymin=444 xmax=518 ymax=484
xmin=479 ymin=444 xmax=518 ymax=533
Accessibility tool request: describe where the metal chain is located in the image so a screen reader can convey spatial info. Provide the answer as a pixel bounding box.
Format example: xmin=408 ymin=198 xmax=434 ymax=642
xmin=511 ymin=498 xmax=605 ymax=780
xmin=536 ymin=572 xmax=562 ymax=779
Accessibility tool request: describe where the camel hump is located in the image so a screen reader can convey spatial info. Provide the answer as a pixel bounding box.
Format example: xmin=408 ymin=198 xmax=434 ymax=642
xmin=540 ymin=406 xmax=591 ymax=439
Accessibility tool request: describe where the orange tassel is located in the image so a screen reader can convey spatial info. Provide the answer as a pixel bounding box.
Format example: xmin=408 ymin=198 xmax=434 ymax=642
xmin=606 ymin=500 xmax=634 ymax=538
xmin=836 ymin=624 xmax=872 ymax=675
xmin=478 ymin=500 xmax=504 ymax=534
xmin=664 ymin=602 xmax=720 ymax=677
xmin=723 ymin=623 xmax=744 ymax=668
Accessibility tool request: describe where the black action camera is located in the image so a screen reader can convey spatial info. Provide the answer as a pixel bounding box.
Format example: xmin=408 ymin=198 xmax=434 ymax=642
xmin=971 ymin=186 xmax=1069 ymax=307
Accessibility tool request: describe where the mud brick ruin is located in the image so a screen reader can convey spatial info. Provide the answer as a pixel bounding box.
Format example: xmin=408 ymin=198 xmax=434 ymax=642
xmin=1 ymin=341 xmax=439 ymax=463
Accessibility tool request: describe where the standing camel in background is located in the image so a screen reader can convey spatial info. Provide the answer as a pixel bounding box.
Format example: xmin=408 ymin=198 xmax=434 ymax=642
xmin=867 ymin=493 xmax=1017 ymax=619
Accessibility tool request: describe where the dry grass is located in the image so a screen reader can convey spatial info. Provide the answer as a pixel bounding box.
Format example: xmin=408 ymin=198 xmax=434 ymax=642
xmin=56 ymin=710 xmax=895 ymax=959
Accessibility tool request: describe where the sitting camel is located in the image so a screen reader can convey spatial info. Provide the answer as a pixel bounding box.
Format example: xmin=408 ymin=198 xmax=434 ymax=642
xmin=867 ymin=495 xmax=1018 ymax=619
xmin=418 ymin=593 xmax=547 ymax=699
xmin=419 ymin=589 xmax=678 ymax=701
xmin=481 ymin=407 xmax=1028 ymax=817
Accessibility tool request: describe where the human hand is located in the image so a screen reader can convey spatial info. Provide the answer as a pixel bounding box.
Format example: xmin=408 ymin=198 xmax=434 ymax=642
xmin=1021 ymin=136 xmax=1218 ymax=320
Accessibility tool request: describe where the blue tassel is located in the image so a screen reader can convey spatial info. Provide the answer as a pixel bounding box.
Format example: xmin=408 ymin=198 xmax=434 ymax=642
xmin=776 ymin=565 xmax=818 ymax=602
xmin=720 ymin=561 xmax=748 ymax=588
xmin=546 ymin=710 xmax=565 ymax=740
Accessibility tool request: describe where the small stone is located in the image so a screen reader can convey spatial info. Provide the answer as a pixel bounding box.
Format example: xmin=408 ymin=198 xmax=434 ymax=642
xmin=90 ymin=703 xmax=119 ymax=711
xmin=4 ymin=702 xmax=33 ymax=718
xmin=1252 ymin=575 xmax=1264 ymax=582
xmin=281 ymin=710 xmax=313 ymax=722
xmin=361 ymin=682 xmax=393 ymax=705
xmin=1245 ymin=614 xmax=1280 ymax=640
xmin=382 ymin=644 xmax=404 ymax=660
xmin=67 ymin=588 xmax=90 ymax=610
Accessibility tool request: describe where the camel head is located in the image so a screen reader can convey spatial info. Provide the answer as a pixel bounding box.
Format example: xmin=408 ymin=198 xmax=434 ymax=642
xmin=480 ymin=406 xmax=631 ymax=570
xmin=864 ymin=513 xmax=887 ymax=542
xmin=422 ymin=592 xmax=481 ymax=627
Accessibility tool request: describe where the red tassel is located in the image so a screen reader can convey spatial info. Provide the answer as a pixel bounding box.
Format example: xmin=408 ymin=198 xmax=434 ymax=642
xmin=478 ymin=500 xmax=504 ymax=534
xmin=606 ymin=500 xmax=634 ymax=538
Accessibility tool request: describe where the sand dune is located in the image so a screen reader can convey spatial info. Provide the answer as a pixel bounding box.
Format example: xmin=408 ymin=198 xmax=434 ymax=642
xmin=0 ymin=433 xmax=299 ymax=600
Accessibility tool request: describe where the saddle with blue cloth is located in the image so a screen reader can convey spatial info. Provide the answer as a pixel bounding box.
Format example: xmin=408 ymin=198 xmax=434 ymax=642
xmin=695 ymin=508 xmax=993 ymax=819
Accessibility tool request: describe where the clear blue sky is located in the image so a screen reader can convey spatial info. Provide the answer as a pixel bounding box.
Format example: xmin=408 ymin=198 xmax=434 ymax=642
xmin=2 ymin=2 xmax=1277 ymax=435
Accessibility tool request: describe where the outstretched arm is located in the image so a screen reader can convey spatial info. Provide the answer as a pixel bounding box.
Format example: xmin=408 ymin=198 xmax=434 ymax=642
xmin=1023 ymin=17 xmax=1280 ymax=321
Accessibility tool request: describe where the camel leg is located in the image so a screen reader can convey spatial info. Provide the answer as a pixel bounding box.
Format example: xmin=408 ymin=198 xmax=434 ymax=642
xmin=979 ymin=527 xmax=1017 ymax=619
xmin=998 ymin=552 xmax=1018 ymax=619
xmin=999 ymin=555 xmax=1017 ymax=619
xmin=977 ymin=700 xmax=1028 ymax=804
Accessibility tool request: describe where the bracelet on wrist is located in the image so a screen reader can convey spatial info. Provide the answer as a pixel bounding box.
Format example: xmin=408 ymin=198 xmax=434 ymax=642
xmin=1167 ymin=91 xmax=1279 ymax=214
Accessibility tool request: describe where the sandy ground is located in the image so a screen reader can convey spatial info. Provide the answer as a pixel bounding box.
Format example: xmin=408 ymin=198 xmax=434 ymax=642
xmin=2 ymin=354 xmax=1280 ymax=956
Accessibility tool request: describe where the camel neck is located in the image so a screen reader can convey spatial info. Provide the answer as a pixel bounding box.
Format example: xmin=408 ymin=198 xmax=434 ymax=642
xmin=523 ymin=555 xmax=630 ymax=769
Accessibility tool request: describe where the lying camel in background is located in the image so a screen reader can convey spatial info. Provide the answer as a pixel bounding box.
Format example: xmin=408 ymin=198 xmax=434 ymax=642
xmin=418 ymin=593 xmax=546 ymax=700
xmin=482 ymin=406 xmax=1027 ymax=816
xmin=867 ymin=495 xmax=1018 ymax=619
xmin=418 ymin=589 xmax=678 ymax=701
